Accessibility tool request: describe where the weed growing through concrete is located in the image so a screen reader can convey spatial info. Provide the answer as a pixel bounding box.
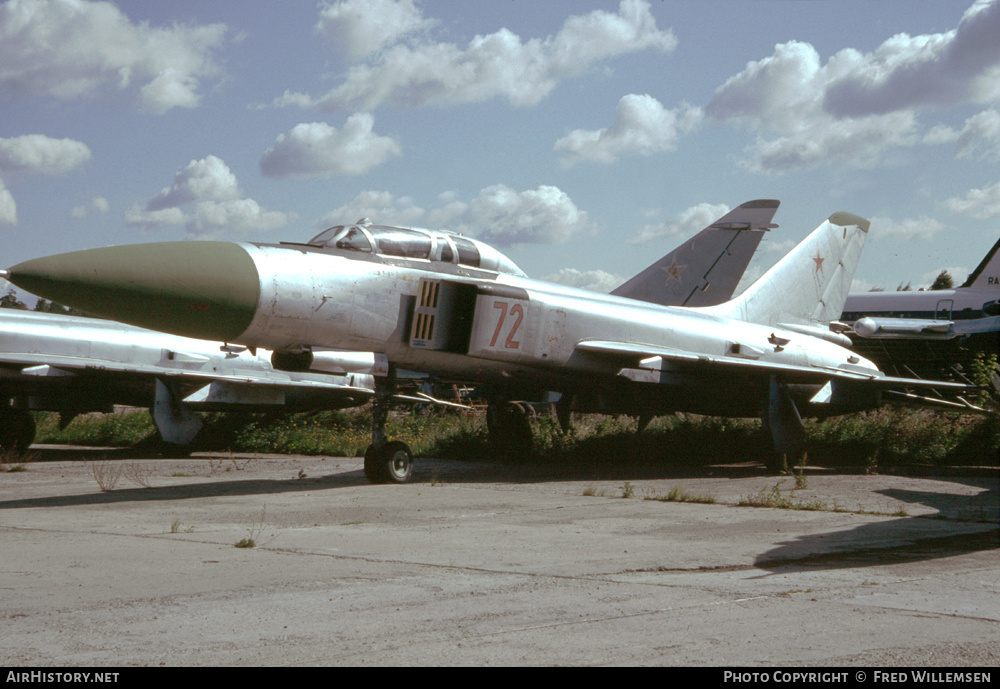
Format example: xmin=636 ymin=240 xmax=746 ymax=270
xmin=123 ymin=461 xmax=153 ymax=488
xmin=739 ymin=481 xmax=828 ymax=511
xmin=90 ymin=458 xmax=124 ymax=491
xmin=170 ymin=520 xmax=194 ymax=534
xmin=645 ymin=484 xmax=717 ymax=504
xmin=1 ymin=449 xmax=33 ymax=472
xmin=234 ymin=505 xmax=268 ymax=548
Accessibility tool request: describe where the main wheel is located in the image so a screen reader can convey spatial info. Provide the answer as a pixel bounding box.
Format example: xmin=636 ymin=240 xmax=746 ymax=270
xmin=364 ymin=441 xmax=414 ymax=484
xmin=0 ymin=408 xmax=35 ymax=453
xmin=487 ymin=401 xmax=534 ymax=459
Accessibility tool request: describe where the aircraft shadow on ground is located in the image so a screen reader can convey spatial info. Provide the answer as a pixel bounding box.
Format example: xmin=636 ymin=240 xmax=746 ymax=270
xmin=754 ymin=522 xmax=998 ymax=574
xmin=0 ymin=450 xmax=755 ymax=510
xmin=4 ymin=447 xmax=996 ymax=574
xmin=753 ymin=476 xmax=999 ymax=573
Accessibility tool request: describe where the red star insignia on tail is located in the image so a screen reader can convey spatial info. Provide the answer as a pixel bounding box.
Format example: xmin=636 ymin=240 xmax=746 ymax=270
xmin=812 ymin=251 xmax=825 ymax=274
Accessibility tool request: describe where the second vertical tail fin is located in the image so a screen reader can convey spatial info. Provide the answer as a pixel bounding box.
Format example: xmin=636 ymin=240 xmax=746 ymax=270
xmin=702 ymin=211 xmax=870 ymax=329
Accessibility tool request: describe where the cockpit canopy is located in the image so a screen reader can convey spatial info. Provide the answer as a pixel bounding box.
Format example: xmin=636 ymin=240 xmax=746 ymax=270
xmin=307 ymin=219 xmax=525 ymax=277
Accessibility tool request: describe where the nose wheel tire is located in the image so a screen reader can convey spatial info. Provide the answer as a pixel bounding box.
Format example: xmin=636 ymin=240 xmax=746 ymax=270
xmin=364 ymin=440 xmax=414 ymax=484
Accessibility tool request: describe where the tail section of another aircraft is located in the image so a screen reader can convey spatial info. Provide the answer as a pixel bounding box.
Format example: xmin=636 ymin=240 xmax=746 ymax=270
xmin=703 ymin=211 xmax=869 ymax=331
xmin=611 ymin=199 xmax=779 ymax=307
xmin=960 ymin=235 xmax=1000 ymax=290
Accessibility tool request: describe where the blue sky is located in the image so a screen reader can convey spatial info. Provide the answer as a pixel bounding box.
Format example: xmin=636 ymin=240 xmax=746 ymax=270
xmin=3 ymin=0 xmax=1000 ymax=303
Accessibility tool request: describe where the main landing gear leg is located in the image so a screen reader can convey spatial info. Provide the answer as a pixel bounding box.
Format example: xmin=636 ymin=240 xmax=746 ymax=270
xmin=364 ymin=364 xmax=414 ymax=484
xmin=0 ymin=405 xmax=35 ymax=453
xmin=486 ymin=394 xmax=535 ymax=459
xmin=760 ymin=376 xmax=806 ymax=474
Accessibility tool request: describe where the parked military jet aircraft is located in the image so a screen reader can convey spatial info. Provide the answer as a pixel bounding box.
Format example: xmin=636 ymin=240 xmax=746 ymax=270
xmin=0 ymin=310 xmax=375 ymax=452
xmin=4 ymin=208 xmax=970 ymax=482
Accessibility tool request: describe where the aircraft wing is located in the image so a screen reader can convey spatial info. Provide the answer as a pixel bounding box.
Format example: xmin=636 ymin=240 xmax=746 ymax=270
xmin=574 ymin=340 xmax=972 ymax=391
xmin=0 ymin=351 xmax=374 ymax=394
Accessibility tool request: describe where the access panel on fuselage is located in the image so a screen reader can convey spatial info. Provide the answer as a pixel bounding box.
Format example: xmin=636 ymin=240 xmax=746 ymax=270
xmin=466 ymin=288 xmax=534 ymax=362
xmin=407 ymin=278 xmax=478 ymax=353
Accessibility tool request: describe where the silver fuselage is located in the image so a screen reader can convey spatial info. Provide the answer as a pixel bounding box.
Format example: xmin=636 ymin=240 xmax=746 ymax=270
xmin=235 ymin=243 xmax=879 ymax=417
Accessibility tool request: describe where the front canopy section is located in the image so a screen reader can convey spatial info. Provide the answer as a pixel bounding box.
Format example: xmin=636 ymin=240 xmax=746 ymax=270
xmin=306 ymin=219 xmax=526 ymax=277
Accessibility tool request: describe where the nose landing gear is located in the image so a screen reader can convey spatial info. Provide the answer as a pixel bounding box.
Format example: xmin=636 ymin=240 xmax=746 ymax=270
xmin=362 ymin=364 xmax=414 ymax=484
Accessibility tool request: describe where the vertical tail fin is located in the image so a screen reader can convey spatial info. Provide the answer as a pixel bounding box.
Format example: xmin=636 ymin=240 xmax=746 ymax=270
xmin=703 ymin=211 xmax=870 ymax=327
xmin=960 ymin=236 xmax=1000 ymax=290
xmin=611 ymin=199 xmax=779 ymax=307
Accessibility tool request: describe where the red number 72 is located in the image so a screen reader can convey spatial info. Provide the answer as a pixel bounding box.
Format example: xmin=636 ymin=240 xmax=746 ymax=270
xmin=490 ymin=301 xmax=523 ymax=349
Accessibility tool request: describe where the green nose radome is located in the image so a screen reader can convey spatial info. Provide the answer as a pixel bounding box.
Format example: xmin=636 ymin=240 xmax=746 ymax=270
xmin=7 ymin=242 xmax=261 ymax=342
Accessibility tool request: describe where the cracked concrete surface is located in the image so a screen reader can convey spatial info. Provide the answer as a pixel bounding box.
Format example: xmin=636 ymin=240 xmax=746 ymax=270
xmin=1 ymin=447 xmax=997 ymax=666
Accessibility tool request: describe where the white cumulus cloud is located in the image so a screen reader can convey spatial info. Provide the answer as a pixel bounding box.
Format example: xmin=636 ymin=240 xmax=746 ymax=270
xmin=69 ymin=196 xmax=109 ymax=219
xmin=926 ymin=108 xmax=1000 ymax=158
xmin=704 ymin=1 xmax=1000 ymax=174
xmin=628 ymin=202 xmax=731 ymax=245
xmin=0 ymin=180 xmax=17 ymax=225
xmin=944 ymin=180 xmax=1000 ymax=218
xmin=541 ymin=268 xmax=626 ymax=294
xmin=555 ymin=94 xmax=702 ymax=166
xmin=317 ymin=185 xmax=595 ymax=247
xmin=280 ymin=0 xmax=676 ymax=111
xmin=707 ymin=40 xmax=920 ymax=173
xmin=0 ymin=134 xmax=92 ymax=175
xmin=315 ymin=0 xmax=434 ymax=62
xmin=143 ymin=155 xmax=241 ymax=212
xmin=0 ymin=0 xmax=227 ymax=114
xmin=318 ymin=189 xmax=427 ymax=230
xmin=452 ymin=184 xmax=595 ymax=247
xmin=868 ymin=215 xmax=946 ymax=241
xmin=822 ymin=0 xmax=1000 ymax=117
xmin=127 ymin=155 xmax=293 ymax=239
xmin=260 ymin=115 xmax=401 ymax=178
xmin=0 ymin=133 xmax=92 ymax=226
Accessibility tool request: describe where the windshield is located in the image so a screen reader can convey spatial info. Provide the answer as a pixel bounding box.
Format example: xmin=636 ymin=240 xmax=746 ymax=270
xmin=307 ymin=225 xmax=372 ymax=252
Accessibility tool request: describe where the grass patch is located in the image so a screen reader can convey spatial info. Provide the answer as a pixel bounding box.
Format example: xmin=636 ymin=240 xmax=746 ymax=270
xmin=234 ymin=506 xmax=268 ymax=549
xmin=645 ymin=484 xmax=717 ymax=504
xmin=26 ymin=405 xmax=1000 ymax=470
xmin=738 ymin=481 xmax=829 ymax=511
xmin=170 ymin=519 xmax=194 ymax=534
xmin=1 ymin=449 xmax=35 ymax=472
